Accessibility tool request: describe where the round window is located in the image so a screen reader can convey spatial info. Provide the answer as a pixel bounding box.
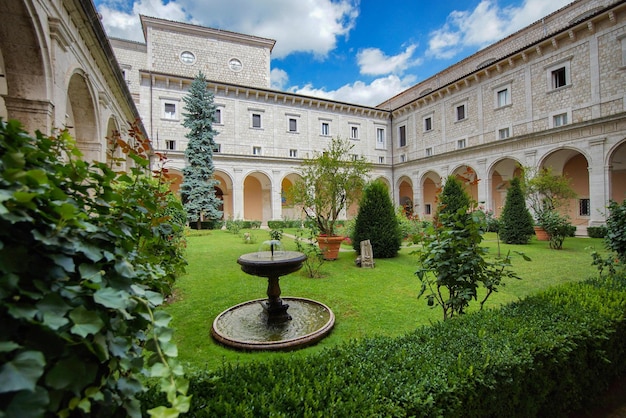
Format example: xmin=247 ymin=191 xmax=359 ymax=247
xmin=228 ymin=58 xmax=243 ymax=72
xmin=180 ymin=51 xmax=196 ymax=65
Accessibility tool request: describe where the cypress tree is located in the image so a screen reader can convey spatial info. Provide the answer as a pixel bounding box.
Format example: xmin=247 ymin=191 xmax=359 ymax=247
xmin=436 ymin=176 xmax=471 ymax=228
xmin=352 ymin=180 xmax=401 ymax=258
xmin=180 ymin=72 xmax=222 ymax=229
xmin=499 ymin=176 xmax=534 ymax=244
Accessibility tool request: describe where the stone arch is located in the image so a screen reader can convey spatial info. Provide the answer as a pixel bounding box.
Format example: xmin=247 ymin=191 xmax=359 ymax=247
xmin=166 ymin=168 xmax=184 ymax=196
xmin=607 ymin=139 xmax=626 ymax=202
xmin=0 ymin=0 xmax=52 ymax=132
xmin=397 ymin=175 xmax=414 ymax=216
xmin=66 ymin=71 xmax=99 ymax=161
xmin=488 ymin=157 xmax=523 ymax=217
xmin=214 ymin=170 xmax=233 ymax=220
xmin=420 ymin=170 xmax=442 ymax=219
xmin=281 ymin=173 xmax=302 ymax=221
xmin=450 ymin=164 xmax=479 ymax=203
xmin=373 ymin=176 xmax=392 ymax=191
xmin=539 ymin=148 xmax=589 ymax=226
xmin=243 ymin=171 xmax=272 ymax=222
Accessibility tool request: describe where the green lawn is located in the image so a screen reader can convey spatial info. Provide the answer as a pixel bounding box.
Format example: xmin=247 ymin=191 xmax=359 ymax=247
xmin=165 ymin=229 xmax=607 ymax=372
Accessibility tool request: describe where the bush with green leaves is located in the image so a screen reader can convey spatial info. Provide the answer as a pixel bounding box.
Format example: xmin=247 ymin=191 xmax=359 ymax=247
xmin=587 ymin=226 xmax=608 ymax=239
xmin=0 ymin=120 xmax=189 ymax=417
xmin=605 ymin=199 xmax=626 ymax=263
xmin=541 ymin=210 xmax=574 ymax=250
xmin=351 ymin=180 xmax=402 ymax=258
xmin=499 ymin=177 xmax=534 ymax=244
xmin=416 ymin=176 xmax=526 ymax=319
xmin=142 ymin=276 xmax=626 ymax=416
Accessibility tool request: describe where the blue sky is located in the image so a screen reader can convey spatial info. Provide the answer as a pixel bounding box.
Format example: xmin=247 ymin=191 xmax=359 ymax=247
xmin=95 ymin=0 xmax=573 ymax=106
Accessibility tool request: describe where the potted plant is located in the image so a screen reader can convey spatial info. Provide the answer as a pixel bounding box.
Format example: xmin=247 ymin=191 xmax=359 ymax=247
xmin=522 ymin=166 xmax=577 ymax=241
xmin=289 ymin=137 xmax=370 ymax=260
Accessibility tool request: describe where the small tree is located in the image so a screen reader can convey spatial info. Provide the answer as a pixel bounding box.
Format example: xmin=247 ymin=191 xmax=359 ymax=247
xmin=499 ymin=177 xmax=534 ymax=244
xmin=352 ymin=180 xmax=402 ymax=258
xmin=181 ymin=72 xmax=222 ymax=229
xmin=289 ymin=137 xmax=370 ymax=237
xmin=416 ymin=176 xmax=526 ymax=320
xmin=522 ymin=166 xmax=577 ymax=226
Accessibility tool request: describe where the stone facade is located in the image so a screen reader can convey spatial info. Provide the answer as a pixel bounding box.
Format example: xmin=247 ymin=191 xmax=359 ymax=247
xmin=0 ymin=0 xmax=142 ymax=164
xmin=106 ymin=1 xmax=626 ymax=230
xmin=3 ymin=0 xmax=625 ymax=231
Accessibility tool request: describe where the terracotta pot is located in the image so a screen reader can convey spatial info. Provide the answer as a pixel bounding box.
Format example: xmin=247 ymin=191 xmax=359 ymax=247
xmin=317 ymin=235 xmax=344 ymax=260
xmin=534 ymin=226 xmax=550 ymax=241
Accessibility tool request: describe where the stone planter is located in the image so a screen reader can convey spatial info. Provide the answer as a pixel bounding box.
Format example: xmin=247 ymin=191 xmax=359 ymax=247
xmin=317 ymin=235 xmax=344 ymax=260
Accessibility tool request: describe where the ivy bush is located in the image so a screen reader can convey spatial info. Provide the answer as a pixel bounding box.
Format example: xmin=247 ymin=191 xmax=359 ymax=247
xmin=0 ymin=120 xmax=189 ymax=417
xmin=142 ymin=276 xmax=626 ymax=416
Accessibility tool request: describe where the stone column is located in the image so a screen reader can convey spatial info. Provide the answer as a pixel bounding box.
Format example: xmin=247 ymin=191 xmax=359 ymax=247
xmin=3 ymin=96 xmax=54 ymax=134
xmin=271 ymin=170 xmax=283 ymax=221
xmin=232 ymin=168 xmax=244 ymax=220
xmin=588 ymin=137 xmax=608 ymax=226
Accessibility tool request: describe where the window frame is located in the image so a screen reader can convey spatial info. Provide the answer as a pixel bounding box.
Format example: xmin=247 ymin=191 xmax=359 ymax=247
xmin=251 ymin=113 xmax=262 ymax=129
xmin=320 ymin=121 xmax=330 ymax=136
xmin=288 ymin=118 xmax=298 ymax=133
xmin=457 ymin=138 xmax=467 ymax=149
xmin=375 ymin=127 xmax=386 ymax=149
xmin=398 ymin=125 xmax=407 ymax=147
xmin=497 ymin=126 xmax=511 ymax=140
xmin=494 ymin=82 xmax=512 ymax=108
xmin=214 ymin=108 xmax=223 ymax=124
xmin=549 ymin=109 xmax=571 ymax=128
xmin=252 ymin=146 xmax=262 ymax=156
xmin=545 ymin=57 xmax=572 ymax=91
xmin=289 ymin=149 xmax=298 ymax=158
xmin=162 ymin=101 xmax=178 ymax=120
xmin=350 ymin=125 xmax=359 ymax=140
xmin=165 ymin=140 xmax=176 ymax=151
xmin=423 ymin=115 xmax=433 ymax=132
xmin=425 ymin=147 xmax=433 ymax=157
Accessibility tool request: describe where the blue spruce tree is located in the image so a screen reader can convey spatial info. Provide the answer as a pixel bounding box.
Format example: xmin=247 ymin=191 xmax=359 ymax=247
xmin=181 ymin=72 xmax=222 ymax=229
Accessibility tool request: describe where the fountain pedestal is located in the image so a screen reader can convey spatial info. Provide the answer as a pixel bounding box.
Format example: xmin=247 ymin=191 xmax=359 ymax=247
xmin=263 ymin=276 xmax=291 ymax=323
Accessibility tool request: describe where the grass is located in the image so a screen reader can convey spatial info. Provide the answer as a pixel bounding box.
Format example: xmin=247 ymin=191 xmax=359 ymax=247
xmin=165 ymin=228 xmax=607 ymax=372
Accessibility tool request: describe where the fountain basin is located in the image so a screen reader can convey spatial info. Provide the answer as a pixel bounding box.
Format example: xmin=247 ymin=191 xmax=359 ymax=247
xmin=212 ymin=297 xmax=335 ymax=351
xmin=237 ymin=251 xmax=307 ymax=278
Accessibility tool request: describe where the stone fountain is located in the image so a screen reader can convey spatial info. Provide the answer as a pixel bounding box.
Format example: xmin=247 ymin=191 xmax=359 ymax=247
xmin=211 ymin=240 xmax=335 ymax=350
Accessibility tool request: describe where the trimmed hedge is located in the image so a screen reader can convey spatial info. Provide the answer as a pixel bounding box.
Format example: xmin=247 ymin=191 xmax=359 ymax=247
xmin=144 ymin=277 xmax=626 ymax=416
xmin=267 ymin=219 xmax=303 ymax=229
xmin=588 ymin=226 xmax=608 ymax=239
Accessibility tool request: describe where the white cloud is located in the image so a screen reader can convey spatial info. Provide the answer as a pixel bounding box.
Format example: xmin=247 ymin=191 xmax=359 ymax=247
xmin=98 ymin=0 xmax=191 ymax=41
xmin=357 ymin=45 xmax=420 ymax=76
xmin=427 ymin=0 xmax=573 ymax=59
xmin=289 ymin=74 xmax=417 ymax=107
xmin=97 ymin=0 xmax=359 ymax=59
xmin=270 ymin=68 xmax=289 ymax=90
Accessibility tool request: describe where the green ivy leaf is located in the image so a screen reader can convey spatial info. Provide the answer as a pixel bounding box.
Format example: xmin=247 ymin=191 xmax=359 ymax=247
xmin=0 ymin=341 xmax=21 ymax=352
xmin=49 ymin=253 xmax=75 ymax=273
xmin=36 ymin=293 xmax=71 ymax=330
xmin=0 ymin=350 xmax=45 ymax=393
xmin=69 ymin=306 xmax=104 ymax=338
xmin=4 ymin=386 xmax=49 ymax=418
xmin=94 ymin=287 xmax=129 ymax=310
xmin=115 ymin=259 xmax=135 ymax=277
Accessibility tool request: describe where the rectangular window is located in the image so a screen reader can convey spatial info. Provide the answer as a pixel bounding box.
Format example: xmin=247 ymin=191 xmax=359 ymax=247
xmin=399 ymin=125 xmax=406 ymax=147
xmin=252 ymin=113 xmax=262 ymax=128
xmin=164 ymin=103 xmax=176 ymax=119
xmin=497 ymin=89 xmax=509 ymax=107
xmin=456 ymin=104 xmax=466 ymax=121
xmin=321 ymin=122 xmax=330 ymax=136
xmin=378 ymin=156 xmax=384 ymax=164
xmin=289 ymin=149 xmax=297 ymax=158
xmin=351 ymin=154 xmax=358 ymax=161
xmin=553 ymin=113 xmax=568 ymax=127
xmin=400 ymin=154 xmax=406 ymax=163
xmin=425 ymin=203 xmax=432 ymax=215
xmin=457 ymin=138 xmax=466 ymax=149
xmin=498 ymin=127 xmax=510 ymax=139
xmin=213 ymin=143 xmax=221 ymax=153
xmin=552 ymin=67 xmax=567 ymax=89
xmin=288 ymin=118 xmax=298 ymax=132
xmin=214 ymin=108 xmax=222 ymax=124
xmin=424 ymin=116 xmax=432 ymax=132
xmin=350 ymin=126 xmax=359 ymax=139
xmin=165 ymin=140 xmax=176 ymax=150
xmin=425 ymin=147 xmax=433 ymax=157
xmin=376 ymin=128 xmax=385 ymax=148
xmin=579 ymin=198 xmax=590 ymax=216
xmin=252 ymin=146 xmax=261 ymax=155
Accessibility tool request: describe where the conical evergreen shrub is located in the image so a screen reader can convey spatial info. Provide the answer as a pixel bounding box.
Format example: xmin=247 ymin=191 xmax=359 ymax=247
xmin=352 ymin=181 xmax=402 ymax=258
xmin=499 ymin=176 xmax=535 ymax=244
